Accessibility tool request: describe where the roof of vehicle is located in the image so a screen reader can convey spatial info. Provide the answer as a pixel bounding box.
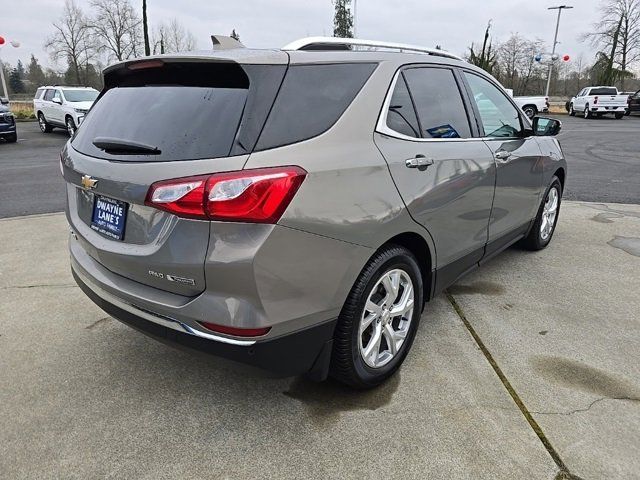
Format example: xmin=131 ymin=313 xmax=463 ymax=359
xmin=36 ymin=85 xmax=98 ymax=90
xmin=103 ymin=37 xmax=468 ymax=75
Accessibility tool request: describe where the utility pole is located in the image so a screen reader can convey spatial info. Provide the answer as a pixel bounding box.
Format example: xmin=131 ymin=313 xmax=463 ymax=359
xmin=545 ymin=5 xmax=573 ymax=97
xmin=353 ymin=0 xmax=358 ymax=38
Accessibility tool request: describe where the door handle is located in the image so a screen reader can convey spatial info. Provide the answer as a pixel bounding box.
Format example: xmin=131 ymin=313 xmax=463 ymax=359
xmin=405 ymin=154 xmax=434 ymax=169
xmin=494 ymin=150 xmax=512 ymax=162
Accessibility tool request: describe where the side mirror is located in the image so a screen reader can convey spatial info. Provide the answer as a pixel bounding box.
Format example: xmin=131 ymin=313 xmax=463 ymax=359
xmin=52 ymin=98 xmax=63 ymax=105
xmin=533 ymin=117 xmax=561 ymax=136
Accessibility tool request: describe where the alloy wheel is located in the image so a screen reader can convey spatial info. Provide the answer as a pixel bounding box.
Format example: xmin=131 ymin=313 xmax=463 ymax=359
xmin=359 ymin=268 xmax=414 ymax=369
xmin=38 ymin=115 xmax=46 ymax=132
xmin=540 ymin=186 xmax=559 ymax=241
xmin=66 ymin=119 xmax=76 ymax=137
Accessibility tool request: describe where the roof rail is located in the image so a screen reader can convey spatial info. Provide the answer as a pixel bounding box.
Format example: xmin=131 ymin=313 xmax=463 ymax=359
xmin=282 ymin=36 xmax=464 ymax=61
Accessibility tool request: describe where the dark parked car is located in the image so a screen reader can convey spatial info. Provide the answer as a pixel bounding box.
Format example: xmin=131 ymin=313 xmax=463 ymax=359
xmin=626 ymin=90 xmax=640 ymax=115
xmin=0 ymin=97 xmax=17 ymax=143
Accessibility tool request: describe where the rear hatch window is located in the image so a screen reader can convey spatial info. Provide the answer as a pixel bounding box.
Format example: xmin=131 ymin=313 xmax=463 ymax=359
xmin=72 ymin=61 xmax=286 ymax=162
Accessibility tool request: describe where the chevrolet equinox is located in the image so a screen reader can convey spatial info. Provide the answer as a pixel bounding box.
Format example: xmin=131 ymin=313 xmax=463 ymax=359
xmin=64 ymin=37 xmax=566 ymax=388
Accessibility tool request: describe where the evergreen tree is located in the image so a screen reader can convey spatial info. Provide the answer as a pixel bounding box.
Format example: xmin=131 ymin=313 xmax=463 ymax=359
xmin=468 ymin=21 xmax=498 ymax=75
xmin=27 ymin=55 xmax=47 ymax=88
xmin=333 ymin=0 xmax=353 ymax=38
xmin=9 ymin=61 xmax=26 ymax=94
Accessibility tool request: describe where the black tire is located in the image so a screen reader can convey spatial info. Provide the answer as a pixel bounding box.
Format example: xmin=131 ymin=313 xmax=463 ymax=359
xmin=519 ymin=176 xmax=562 ymax=251
xmin=65 ymin=116 xmax=76 ymax=136
xmin=6 ymin=132 xmax=17 ymax=143
xmin=38 ymin=112 xmax=52 ymax=133
xmin=568 ymin=103 xmax=575 ymax=116
xmin=330 ymin=245 xmax=424 ymax=388
xmin=615 ymin=112 xmax=624 ymax=119
xmin=523 ymin=105 xmax=537 ymax=119
xmin=584 ymin=104 xmax=592 ymax=119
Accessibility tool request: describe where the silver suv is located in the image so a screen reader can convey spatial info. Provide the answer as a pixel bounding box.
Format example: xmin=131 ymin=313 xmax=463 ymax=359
xmin=64 ymin=38 xmax=566 ymax=388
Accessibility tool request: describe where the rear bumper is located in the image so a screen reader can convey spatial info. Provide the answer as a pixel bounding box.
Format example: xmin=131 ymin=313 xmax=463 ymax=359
xmin=590 ymin=106 xmax=627 ymax=112
xmin=72 ymin=264 xmax=337 ymax=379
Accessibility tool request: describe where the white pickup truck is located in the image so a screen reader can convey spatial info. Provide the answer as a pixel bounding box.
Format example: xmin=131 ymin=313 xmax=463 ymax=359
xmin=504 ymin=89 xmax=549 ymax=119
xmin=568 ymin=86 xmax=628 ymax=119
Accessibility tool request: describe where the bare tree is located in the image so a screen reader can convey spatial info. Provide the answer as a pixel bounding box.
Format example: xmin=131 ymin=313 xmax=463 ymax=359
xmin=496 ymin=34 xmax=546 ymax=95
xmin=584 ymin=0 xmax=640 ymax=88
xmin=45 ymin=0 xmax=96 ymax=85
xmin=89 ymin=0 xmax=142 ymax=61
xmin=152 ymin=18 xmax=196 ymax=54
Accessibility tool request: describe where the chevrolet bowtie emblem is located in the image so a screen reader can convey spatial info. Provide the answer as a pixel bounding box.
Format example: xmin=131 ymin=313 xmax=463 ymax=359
xmin=81 ymin=175 xmax=98 ymax=190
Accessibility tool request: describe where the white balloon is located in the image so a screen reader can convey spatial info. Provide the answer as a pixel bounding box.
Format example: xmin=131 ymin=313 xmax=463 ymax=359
xmin=10 ymin=40 xmax=20 ymax=48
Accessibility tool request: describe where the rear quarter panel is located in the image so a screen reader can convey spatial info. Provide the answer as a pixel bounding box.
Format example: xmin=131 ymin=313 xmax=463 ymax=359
xmin=243 ymin=60 xmax=436 ymax=317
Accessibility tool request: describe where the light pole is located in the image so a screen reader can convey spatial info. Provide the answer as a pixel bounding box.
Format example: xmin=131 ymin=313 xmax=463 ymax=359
xmin=545 ymin=5 xmax=573 ymax=97
xmin=353 ymin=0 xmax=358 ymax=38
xmin=0 ymin=36 xmax=20 ymax=101
xmin=0 ymin=57 xmax=8 ymax=101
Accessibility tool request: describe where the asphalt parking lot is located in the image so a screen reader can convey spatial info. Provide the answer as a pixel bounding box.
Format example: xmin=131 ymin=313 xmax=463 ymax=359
xmin=1 ymin=203 xmax=639 ymax=479
xmin=1 ymin=115 xmax=640 ymax=218
xmin=0 ymin=122 xmax=69 ymax=218
xmin=1 ymin=116 xmax=640 ymax=479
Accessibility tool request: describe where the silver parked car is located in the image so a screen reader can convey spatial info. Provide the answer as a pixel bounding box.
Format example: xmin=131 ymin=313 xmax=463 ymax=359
xmin=64 ymin=37 xmax=566 ymax=388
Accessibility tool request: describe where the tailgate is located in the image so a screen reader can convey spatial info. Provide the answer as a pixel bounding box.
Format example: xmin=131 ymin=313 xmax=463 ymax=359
xmin=597 ymin=95 xmax=628 ymax=106
xmin=63 ymin=55 xmax=288 ymax=296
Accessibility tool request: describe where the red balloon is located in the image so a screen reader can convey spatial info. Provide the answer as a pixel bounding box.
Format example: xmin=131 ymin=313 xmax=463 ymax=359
xmin=563 ymin=54 xmax=570 ymax=62
xmin=0 ymin=36 xmax=5 ymax=45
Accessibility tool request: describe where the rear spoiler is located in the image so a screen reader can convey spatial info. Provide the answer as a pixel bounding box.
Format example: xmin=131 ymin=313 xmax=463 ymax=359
xmin=211 ymin=35 xmax=244 ymax=50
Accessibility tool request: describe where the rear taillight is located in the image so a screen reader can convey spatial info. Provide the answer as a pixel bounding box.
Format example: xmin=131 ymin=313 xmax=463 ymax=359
xmin=545 ymin=97 xmax=549 ymax=108
xmin=594 ymin=96 xmax=599 ymax=105
xmin=145 ymin=166 xmax=306 ymax=223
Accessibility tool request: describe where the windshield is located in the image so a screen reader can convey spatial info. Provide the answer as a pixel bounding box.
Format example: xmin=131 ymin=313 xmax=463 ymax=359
xmin=63 ymin=89 xmax=99 ymax=102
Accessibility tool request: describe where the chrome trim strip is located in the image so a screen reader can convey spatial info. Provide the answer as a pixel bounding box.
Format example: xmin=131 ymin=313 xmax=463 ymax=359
xmin=283 ymin=36 xmax=464 ymax=61
xmin=73 ymin=263 xmax=256 ymax=347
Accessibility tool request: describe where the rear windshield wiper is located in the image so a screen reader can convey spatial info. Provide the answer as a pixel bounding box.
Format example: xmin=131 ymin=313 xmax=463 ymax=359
xmin=92 ymin=137 xmax=161 ymax=155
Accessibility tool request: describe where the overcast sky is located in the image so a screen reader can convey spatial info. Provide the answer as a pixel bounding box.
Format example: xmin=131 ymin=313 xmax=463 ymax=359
xmin=1 ymin=0 xmax=601 ymax=69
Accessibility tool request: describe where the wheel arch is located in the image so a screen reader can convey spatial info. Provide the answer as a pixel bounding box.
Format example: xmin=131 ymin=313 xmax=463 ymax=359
xmin=553 ymin=167 xmax=566 ymax=191
xmin=379 ymin=231 xmax=434 ymax=304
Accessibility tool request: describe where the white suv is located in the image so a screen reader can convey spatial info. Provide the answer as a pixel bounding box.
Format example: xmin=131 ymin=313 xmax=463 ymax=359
xmin=33 ymin=86 xmax=99 ymax=136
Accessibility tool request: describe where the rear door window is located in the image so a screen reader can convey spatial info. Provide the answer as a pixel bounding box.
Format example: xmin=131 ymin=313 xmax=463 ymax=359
xmin=402 ymin=67 xmax=471 ymax=139
xmin=255 ymin=63 xmax=377 ymax=150
xmin=72 ymin=62 xmax=285 ymax=162
xmin=43 ymin=89 xmax=55 ymax=101
xmin=385 ymin=74 xmax=420 ymax=138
